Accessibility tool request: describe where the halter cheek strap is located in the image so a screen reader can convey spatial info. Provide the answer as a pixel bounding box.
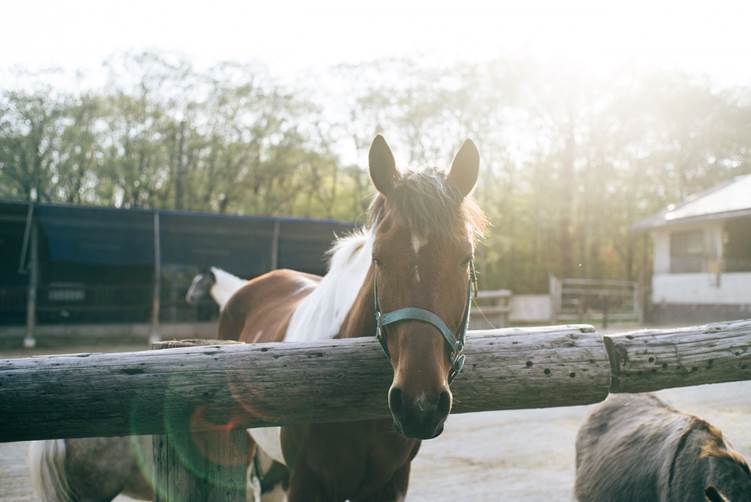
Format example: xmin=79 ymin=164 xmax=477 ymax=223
xmin=374 ymin=261 xmax=476 ymax=384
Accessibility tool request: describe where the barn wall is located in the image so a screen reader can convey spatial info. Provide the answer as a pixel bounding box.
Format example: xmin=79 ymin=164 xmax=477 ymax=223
xmin=652 ymin=272 xmax=751 ymax=305
xmin=0 ymin=203 xmax=29 ymax=325
xmin=509 ymin=294 xmax=552 ymax=323
xmin=652 ymin=222 xmax=724 ymax=274
xmin=653 ymin=230 xmax=670 ymax=274
xmin=648 ymin=302 xmax=751 ymax=325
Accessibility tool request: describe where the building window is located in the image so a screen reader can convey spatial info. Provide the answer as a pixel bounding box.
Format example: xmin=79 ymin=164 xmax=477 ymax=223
xmin=670 ymin=230 xmax=705 ymax=273
xmin=724 ymin=218 xmax=751 ymax=272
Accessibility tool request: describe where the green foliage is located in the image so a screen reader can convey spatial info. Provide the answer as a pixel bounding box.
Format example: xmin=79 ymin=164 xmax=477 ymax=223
xmin=1 ymin=52 xmax=749 ymax=292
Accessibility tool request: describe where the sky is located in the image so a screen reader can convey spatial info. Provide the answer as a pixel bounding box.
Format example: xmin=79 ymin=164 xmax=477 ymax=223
xmin=2 ymin=0 xmax=751 ymax=88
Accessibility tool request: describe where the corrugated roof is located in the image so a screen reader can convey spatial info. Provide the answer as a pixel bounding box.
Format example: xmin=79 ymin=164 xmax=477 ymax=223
xmin=0 ymin=199 xmax=356 ymax=275
xmin=632 ymin=175 xmax=751 ymax=231
xmin=0 ymin=198 xmax=353 ymax=227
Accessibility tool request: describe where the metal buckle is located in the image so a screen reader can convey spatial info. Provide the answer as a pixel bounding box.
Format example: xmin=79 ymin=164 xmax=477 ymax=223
xmin=448 ymin=353 xmax=466 ymax=383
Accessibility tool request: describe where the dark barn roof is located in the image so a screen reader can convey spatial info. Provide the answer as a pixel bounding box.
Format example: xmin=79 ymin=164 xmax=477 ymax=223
xmin=2 ymin=200 xmax=355 ymax=274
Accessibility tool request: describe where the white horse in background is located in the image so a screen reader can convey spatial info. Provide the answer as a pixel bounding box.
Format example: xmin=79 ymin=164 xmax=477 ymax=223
xmin=185 ymin=267 xmax=247 ymax=310
xmin=29 ymin=266 xmax=283 ymax=502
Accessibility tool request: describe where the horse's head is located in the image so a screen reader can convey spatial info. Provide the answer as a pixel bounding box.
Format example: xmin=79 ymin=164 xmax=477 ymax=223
xmin=185 ymin=268 xmax=217 ymax=305
xmin=368 ymin=135 xmax=485 ymax=439
xmin=703 ymin=441 xmax=751 ymax=502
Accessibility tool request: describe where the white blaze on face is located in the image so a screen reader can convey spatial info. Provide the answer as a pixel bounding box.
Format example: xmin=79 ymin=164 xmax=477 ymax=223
xmin=415 ymin=392 xmax=429 ymax=412
xmin=411 ymin=232 xmax=428 ymax=283
xmin=411 ymin=233 xmax=428 ymax=254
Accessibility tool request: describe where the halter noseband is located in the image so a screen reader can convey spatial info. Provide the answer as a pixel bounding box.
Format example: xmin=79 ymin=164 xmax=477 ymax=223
xmin=374 ymin=260 xmax=477 ymax=384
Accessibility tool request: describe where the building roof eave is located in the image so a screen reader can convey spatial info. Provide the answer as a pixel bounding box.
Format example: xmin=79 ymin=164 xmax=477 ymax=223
xmin=630 ymin=207 xmax=751 ymax=233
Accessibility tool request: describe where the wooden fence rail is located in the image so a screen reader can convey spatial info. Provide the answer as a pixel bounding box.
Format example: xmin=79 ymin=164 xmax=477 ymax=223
xmin=0 ymin=319 xmax=749 ymax=443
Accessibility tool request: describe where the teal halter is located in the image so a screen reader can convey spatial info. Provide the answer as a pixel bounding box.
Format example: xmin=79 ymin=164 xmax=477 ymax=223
xmin=374 ymin=261 xmax=477 ymax=384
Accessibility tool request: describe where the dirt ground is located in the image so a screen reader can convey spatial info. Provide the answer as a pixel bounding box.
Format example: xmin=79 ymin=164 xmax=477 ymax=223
xmin=1 ymin=344 xmax=749 ymax=501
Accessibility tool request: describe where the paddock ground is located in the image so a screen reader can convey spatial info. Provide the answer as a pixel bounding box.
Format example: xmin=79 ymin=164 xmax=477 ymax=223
xmin=1 ymin=344 xmax=749 ymax=501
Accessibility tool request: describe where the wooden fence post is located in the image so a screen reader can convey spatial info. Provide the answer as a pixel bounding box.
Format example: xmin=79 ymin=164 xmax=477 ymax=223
xmin=152 ymin=340 xmax=249 ymax=502
xmin=548 ymin=274 xmax=560 ymax=323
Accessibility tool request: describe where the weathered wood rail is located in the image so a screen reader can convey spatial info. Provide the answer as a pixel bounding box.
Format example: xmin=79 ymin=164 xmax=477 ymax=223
xmin=605 ymin=320 xmax=751 ymax=392
xmin=0 ymin=319 xmax=749 ymax=443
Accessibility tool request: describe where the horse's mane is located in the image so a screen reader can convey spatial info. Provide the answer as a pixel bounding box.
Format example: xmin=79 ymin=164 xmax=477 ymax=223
xmin=326 ymin=229 xmax=370 ymax=269
xmin=368 ymin=168 xmax=486 ymax=243
xmin=284 ymin=228 xmax=374 ymax=343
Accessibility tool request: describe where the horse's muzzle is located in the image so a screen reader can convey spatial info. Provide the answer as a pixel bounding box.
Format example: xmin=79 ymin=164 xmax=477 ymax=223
xmin=388 ymin=387 xmax=451 ymax=439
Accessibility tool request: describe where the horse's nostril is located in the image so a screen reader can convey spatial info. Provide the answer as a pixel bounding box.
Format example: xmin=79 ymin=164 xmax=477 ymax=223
xmin=437 ymin=390 xmax=451 ymax=416
xmin=389 ymin=387 xmax=403 ymax=415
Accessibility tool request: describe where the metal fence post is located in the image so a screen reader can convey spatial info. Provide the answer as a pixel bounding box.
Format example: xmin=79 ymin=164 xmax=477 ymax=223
xmin=23 ymin=223 xmax=38 ymax=349
xmin=270 ymin=220 xmax=280 ymax=270
xmin=150 ymin=211 xmax=161 ymax=343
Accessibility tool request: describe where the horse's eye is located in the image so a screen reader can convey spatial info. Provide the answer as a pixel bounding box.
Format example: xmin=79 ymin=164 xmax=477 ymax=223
xmin=373 ymin=257 xmax=383 ymax=268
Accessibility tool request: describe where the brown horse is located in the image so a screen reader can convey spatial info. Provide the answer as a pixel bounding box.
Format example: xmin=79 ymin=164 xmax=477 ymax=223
xmin=218 ymin=135 xmax=485 ymax=501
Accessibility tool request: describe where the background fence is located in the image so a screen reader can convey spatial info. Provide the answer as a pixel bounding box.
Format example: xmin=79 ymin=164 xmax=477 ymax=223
xmin=549 ymin=275 xmax=641 ymax=327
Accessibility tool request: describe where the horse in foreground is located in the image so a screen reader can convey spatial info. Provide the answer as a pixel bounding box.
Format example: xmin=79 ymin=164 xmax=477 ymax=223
xmin=219 ymin=135 xmax=485 ymax=501
xmin=575 ymin=393 xmax=751 ymax=502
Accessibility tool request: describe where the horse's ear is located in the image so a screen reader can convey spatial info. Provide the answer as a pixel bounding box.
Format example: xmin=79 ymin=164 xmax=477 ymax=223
xmin=446 ymin=139 xmax=480 ymax=199
xmin=369 ymin=135 xmax=399 ymax=196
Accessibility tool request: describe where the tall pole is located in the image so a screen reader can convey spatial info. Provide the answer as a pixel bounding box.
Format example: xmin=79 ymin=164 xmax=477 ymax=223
xmin=174 ymin=120 xmax=186 ymax=211
xmin=715 ymin=225 xmax=724 ymax=288
xmin=150 ymin=211 xmax=161 ymax=343
xmin=270 ymin=220 xmax=280 ymax=270
xmin=638 ymin=234 xmax=649 ymax=324
xmin=24 ymin=223 xmax=38 ymax=349
xmin=18 ymin=202 xmax=34 ymax=274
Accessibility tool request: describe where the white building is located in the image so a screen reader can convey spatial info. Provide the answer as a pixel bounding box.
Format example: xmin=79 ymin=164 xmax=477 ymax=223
xmin=633 ymin=175 xmax=751 ymax=323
